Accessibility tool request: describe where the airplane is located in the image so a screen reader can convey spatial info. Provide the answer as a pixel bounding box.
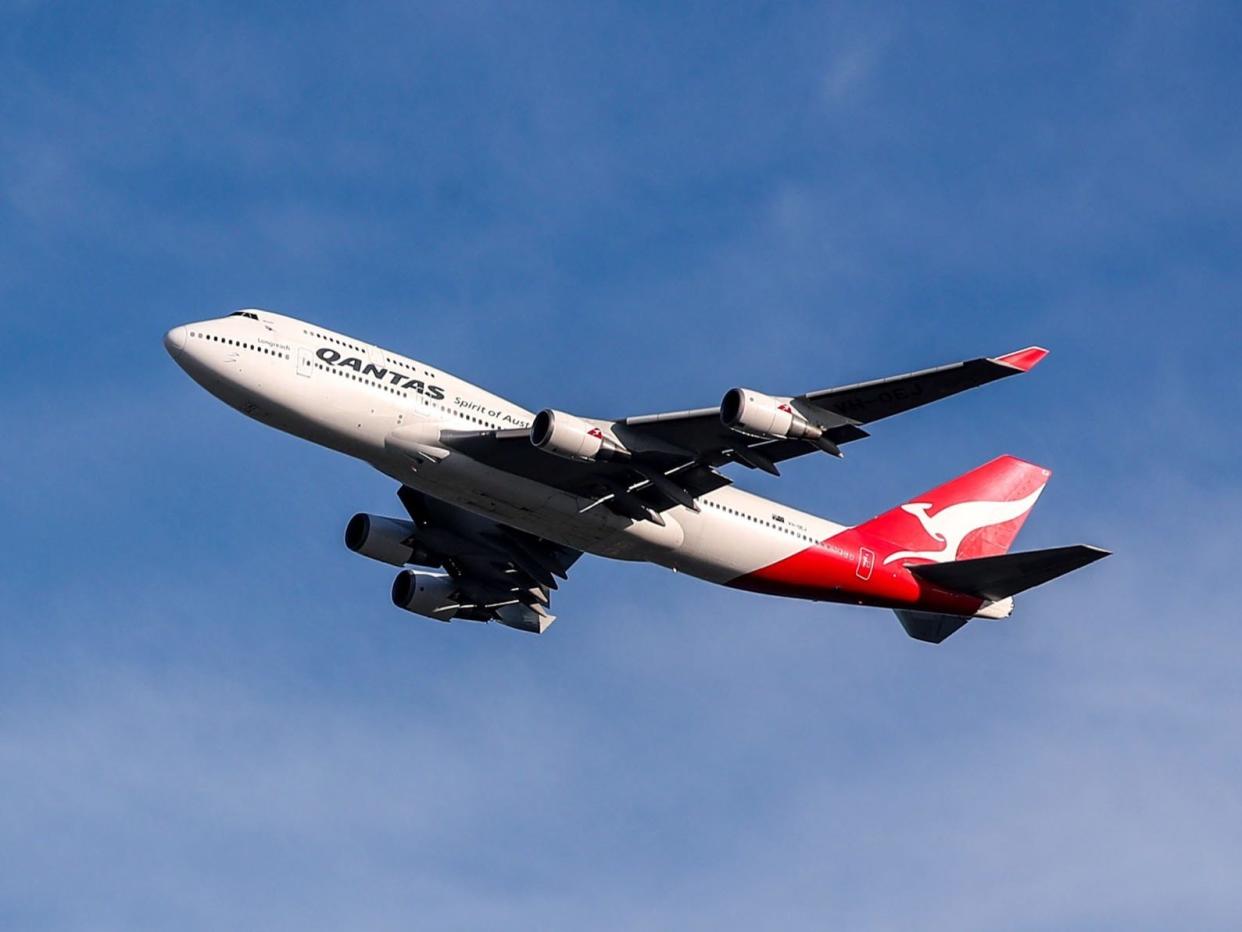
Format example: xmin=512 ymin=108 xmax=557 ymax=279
xmin=163 ymin=309 xmax=1108 ymax=643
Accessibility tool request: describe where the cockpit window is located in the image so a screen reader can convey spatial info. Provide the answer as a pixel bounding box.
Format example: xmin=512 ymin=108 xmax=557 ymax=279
xmin=229 ymin=311 xmax=260 ymax=320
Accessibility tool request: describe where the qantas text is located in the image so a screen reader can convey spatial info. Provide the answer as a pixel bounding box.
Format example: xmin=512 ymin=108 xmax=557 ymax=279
xmin=317 ymin=347 xmax=446 ymax=399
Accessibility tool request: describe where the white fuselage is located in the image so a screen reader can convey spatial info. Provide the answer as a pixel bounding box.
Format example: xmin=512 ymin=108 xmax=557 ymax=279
xmin=165 ymin=310 xmax=846 ymax=586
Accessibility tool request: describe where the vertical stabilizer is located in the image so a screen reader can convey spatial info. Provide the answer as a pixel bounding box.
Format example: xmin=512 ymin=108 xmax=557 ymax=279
xmin=856 ymin=455 xmax=1050 ymax=567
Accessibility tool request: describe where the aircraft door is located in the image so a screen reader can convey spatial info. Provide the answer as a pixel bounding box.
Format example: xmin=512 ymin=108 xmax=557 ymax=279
xmin=297 ymin=347 xmax=313 ymax=378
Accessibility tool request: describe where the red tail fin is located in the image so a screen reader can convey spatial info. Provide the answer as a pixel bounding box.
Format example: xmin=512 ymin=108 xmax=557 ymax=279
xmin=856 ymin=456 xmax=1051 ymax=567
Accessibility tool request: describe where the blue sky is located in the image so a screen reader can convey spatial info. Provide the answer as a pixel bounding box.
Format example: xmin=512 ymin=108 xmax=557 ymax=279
xmin=1 ymin=2 xmax=1240 ymax=928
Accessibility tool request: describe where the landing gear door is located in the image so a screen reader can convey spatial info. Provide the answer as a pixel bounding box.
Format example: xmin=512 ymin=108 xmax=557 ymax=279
xmin=297 ymin=347 xmax=313 ymax=378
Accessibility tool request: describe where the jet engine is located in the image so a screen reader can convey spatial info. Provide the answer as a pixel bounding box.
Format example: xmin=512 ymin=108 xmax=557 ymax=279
xmin=345 ymin=513 xmax=438 ymax=568
xmin=391 ymin=570 xmax=459 ymax=622
xmin=720 ymin=388 xmax=840 ymax=454
xmin=530 ymin=409 xmax=629 ymax=462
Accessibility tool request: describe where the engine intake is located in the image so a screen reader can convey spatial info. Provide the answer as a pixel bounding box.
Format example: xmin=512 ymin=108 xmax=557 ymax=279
xmin=345 ymin=513 xmax=438 ymax=568
xmin=391 ymin=570 xmax=459 ymax=622
xmin=530 ymin=409 xmax=629 ymax=462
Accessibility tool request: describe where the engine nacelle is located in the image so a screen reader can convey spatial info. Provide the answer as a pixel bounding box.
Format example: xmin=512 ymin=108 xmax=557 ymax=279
xmin=345 ymin=513 xmax=438 ymax=568
xmin=720 ymin=388 xmax=825 ymax=443
xmin=530 ymin=409 xmax=629 ymax=462
xmin=391 ymin=570 xmax=459 ymax=622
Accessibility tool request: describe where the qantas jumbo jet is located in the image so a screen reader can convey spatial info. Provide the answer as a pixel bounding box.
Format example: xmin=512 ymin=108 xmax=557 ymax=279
xmin=164 ymin=310 xmax=1107 ymax=643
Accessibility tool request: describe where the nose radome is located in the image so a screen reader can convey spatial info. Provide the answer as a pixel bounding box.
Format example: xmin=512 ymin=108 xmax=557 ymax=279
xmin=164 ymin=325 xmax=187 ymax=357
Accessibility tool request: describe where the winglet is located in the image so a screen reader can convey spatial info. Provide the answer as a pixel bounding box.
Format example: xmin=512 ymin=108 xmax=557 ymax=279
xmin=993 ymin=346 xmax=1049 ymax=372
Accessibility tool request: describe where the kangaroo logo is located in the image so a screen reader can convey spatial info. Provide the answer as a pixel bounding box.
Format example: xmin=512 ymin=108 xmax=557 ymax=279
xmin=882 ymin=485 xmax=1045 ymax=565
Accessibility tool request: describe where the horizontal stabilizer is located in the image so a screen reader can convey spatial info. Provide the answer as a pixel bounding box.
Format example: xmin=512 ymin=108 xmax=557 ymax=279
xmin=909 ymin=545 xmax=1110 ymax=601
xmin=894 ymin=610 xmax=972 ymax=644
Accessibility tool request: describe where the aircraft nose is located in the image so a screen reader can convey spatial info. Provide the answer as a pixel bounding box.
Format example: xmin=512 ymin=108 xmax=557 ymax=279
xmin=164 ymin=325 xmax=187 ymax=357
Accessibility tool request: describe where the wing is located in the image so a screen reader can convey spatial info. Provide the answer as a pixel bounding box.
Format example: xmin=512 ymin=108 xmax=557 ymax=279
xmin=619 ymin=346 xmax=1049 ymax=470
xmin=439 ymin=346 xmax=1047 ymax=523
xmin=396 ymin=486 xmax=581 ymax=631
xmin=439 ymin=429 xmax=733 ymax=524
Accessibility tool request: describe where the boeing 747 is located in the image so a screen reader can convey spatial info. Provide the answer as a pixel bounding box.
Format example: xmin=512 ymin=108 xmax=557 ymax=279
xmin=164 ymin=310 xmax=1107 ymax=643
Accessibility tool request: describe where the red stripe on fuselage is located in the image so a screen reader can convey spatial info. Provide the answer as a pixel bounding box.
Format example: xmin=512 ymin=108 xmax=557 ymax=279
xmin=728 ymin=529 xmax=987 ymax=615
